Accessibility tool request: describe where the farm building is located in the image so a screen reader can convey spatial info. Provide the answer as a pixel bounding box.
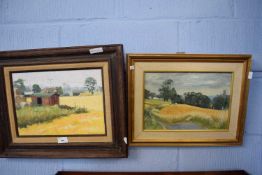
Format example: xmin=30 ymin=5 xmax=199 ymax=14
xmin=31 ymin=92 xmax=59 ymax=106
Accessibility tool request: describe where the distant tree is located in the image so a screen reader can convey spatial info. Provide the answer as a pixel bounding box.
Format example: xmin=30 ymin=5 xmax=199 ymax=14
xmin=158 ymin=79 xmax=174 ymax=101
xmin=85 ymin=77 xmax=97 ymax=95
xmin=224 ymin=96 xmax=230 ymax=108
xmin=149 ymin=92 xmax=156 ymax=99
xmin=212 ymin=95 xmax=230 ymax=110
xmin=32 ymin=84 xmax=41 ymax=93
xmin=184 ymin=92 xmax=196 ymax=106
xmin=156 ymin=94 xmax=162 ymax=99
xmin=144 ymin=89 xmax=151 ymax=99
xmin=56 ymin=87 xmax=64 ymax=95
xmin=145 ymin=89 xmax=157 ymax=99
xmin=170 ymin=94 xmax=183 ymax=104
xmin=170 ymin=87 xmax=177 ymax=97
xmin=13 ymin=79 xmax=26 ymax=94
xmin=169 ymin=87 xmax=182 ymax=104
xmin=63 ymin=93 xmax=70 ymax=96
xmin=199 ymin=95 xmax=211 ymax=108
xmin=184 ymin=92 xmax=211 ymax=108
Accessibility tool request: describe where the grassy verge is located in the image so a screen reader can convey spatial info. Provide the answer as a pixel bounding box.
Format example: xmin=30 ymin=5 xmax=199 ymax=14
xmin=144 ymin=107 xmax=164 ymax=130
xmin=16 ymin=105 xmax=87 ymax=128
xmin=183 ymin=115 xmax=228 ymax=129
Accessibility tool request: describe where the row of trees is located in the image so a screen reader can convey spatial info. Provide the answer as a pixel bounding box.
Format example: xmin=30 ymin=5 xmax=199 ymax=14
xmin=14 ymin=77 xmax=98 ymax=95
xmin=14 ymin=79 xmax=63 ymax=94
xmin=145 ymin=79 xmax=229 ymax=110
xmin=14 ymin=79 xmax=41 ymax=93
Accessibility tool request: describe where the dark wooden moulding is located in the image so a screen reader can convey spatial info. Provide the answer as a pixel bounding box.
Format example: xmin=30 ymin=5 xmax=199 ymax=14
xmin=0 ymin=44 xmax=127 ymax=158
xmin=56 ymin=170 xmax=249 ymax=175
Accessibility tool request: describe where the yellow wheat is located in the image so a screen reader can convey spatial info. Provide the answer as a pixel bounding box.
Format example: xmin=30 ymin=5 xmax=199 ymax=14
xmin=158 ymin=104 xmax=228 ymax=123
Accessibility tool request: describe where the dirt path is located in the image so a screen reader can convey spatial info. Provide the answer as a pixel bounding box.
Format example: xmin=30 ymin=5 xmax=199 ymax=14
xmin=19 ymin=111 xmax=106 ymax=136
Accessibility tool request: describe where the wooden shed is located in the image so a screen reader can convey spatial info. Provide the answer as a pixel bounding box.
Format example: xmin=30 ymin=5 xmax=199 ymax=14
xmin=31 ymin=92 xmax=59 ymax=106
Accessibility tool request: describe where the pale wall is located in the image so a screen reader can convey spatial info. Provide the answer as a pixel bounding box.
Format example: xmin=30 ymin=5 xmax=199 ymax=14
xmin=0 ymin=0 xmax=262 ymax=174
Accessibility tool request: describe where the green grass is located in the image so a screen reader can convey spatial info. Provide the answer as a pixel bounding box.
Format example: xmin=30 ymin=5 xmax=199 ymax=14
xmin=188 ymin=115 xmax=228 ymax=129
xmin=16 ymin=105 xmax=88 ymax=128
xmin=144 ymin=99 xmax=171 ymax=130
xmin=144 ymin=107 xmax=163 ymax=130
xmin=143 ymin=99 xmax=168 ymax=129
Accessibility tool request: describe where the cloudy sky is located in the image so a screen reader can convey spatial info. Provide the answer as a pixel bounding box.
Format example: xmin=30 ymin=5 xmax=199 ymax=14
xmin=144 ymin=72 xmax=232 ymax=97
xmin=12 ymin=69 xmax=102 ymax=89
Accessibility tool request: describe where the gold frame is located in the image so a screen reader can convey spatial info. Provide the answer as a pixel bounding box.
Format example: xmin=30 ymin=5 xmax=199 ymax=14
xmin=128 ymin=54 xmax=252 ymax=146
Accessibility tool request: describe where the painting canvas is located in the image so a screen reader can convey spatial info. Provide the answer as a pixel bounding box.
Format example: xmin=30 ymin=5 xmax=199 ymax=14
xmin=11 ymin=68 xmax=106 ymax=136
xmin=144 ymin=72 xmax=232 ymax=131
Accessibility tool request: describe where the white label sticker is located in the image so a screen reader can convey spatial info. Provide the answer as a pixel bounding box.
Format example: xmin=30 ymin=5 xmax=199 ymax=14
xmin=130 ymin=65 xmax=135 ymax=70
xmin=248 ymin=72 xmax=253 ymax=79
xmin=123 ymin=137 xmax=127 ymax=144
xmin=57 ymin=137 xmax=68 ymax=144
xmin=89 ymin=47 xmax=103 ymax=54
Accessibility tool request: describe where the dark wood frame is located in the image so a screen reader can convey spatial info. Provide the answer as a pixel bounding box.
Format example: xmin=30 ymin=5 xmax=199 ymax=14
xmin=56 ymin=171 xmax=249 ymax=175
xmin=127 ymin=54 xmax=252 ymax=146
xmin=0 ymin=44 xmax=127 ymax=158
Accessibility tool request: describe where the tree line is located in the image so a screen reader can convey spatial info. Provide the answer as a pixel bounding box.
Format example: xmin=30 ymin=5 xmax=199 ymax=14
xmin=13 ymin=77 xmax=98 ymax=96
xmin=145 ymin=79 xmax=229 ymax=110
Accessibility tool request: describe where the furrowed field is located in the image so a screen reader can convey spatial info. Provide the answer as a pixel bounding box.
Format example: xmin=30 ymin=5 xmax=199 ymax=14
xmin=144 ymin=99 xmax=229 ymax=130
xmin=18 ymin=95 xmax=105 ymax=136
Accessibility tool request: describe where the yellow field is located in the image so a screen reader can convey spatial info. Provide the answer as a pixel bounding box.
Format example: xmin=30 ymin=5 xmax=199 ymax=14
xmin=145 ymin=99 xmax=171 ymax=109
xmin=157 ymin=104 xmax=228 ymax=123
xmin=60 ymin=95 xmax=104 ymax=112
xmin=20 ymin=95 xmax=105 ymax=135
xmin=19 ymin=111 xmax=105 ymax=135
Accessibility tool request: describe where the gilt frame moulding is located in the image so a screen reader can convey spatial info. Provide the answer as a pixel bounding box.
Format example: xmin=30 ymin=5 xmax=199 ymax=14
xmin=0 ymin=44 xmax=127 ymax=158
xmin=127 ymin=54 xmax=252 ymax=146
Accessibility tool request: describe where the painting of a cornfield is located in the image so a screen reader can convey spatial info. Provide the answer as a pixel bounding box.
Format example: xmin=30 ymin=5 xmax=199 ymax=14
xmin=11 ymin=69 xmax=106 ymax=136
xmin=144 ymin=72 xmax=232 ymax=130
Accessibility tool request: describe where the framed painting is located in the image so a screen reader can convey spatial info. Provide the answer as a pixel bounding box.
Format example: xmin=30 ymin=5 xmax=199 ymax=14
xmin=127 ymin=54 xmax=252 ymax=146
xmin=0 ymin=44 xmax=127 ymax=158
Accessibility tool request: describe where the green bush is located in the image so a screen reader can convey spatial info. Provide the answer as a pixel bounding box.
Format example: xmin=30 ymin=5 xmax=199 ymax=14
xmin=73 ymin=107 xmax=88 ymax=114
xmin=16 ymin=105 xmax=88 ymax=128
xmin=58 ymin=105 xmax=74 ymax=110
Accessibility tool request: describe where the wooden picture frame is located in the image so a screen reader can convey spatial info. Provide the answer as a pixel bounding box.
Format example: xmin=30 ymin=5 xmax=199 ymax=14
xmin=56 ymin=171 xmax=249 ymax=175
xmin=0 ymin=44 xmax=127 ymax=158
xmin=128 ymin=54 xmax=252 ymax=146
